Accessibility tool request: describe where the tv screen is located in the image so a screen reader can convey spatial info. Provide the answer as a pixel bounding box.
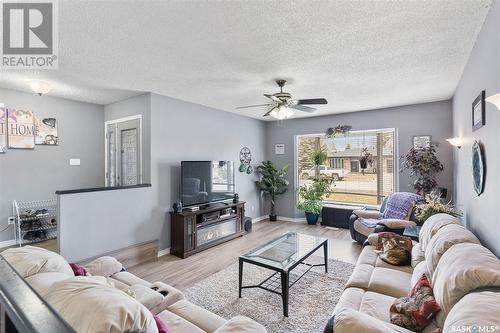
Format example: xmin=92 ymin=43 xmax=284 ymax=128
xmin=181 ymin=161 xmax=235 ymax=207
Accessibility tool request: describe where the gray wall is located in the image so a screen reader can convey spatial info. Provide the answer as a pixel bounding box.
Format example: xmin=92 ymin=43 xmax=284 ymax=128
xmin=58 ymin=187 xmax=155 ymax=262
xmin=150 ymin=93 xmax=266 ymax=250
xmin=0 ymin=88 xmax=105 ymax=243
xmin=104 ymin=93 xmax=151 ymax=182
xmin=265 ymin=100 xmax=454 ymax=218
xmin=452 ymin=1 xmax=500 ymax=256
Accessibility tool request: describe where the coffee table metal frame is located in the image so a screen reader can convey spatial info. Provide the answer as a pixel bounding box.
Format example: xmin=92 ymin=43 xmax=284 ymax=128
xmin=238 ymin=236 xmax=328 ymax=317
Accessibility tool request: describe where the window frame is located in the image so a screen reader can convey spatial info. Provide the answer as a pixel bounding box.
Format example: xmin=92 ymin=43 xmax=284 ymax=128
xmin=294 ymin=128 xmax=399 ymax=209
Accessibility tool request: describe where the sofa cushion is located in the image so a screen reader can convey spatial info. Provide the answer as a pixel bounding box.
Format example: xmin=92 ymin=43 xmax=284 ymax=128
xmin=411 ymin=243 xmax=425 ymax=268
xmin=112 ymin=270 xmax=151 ymax=287
xmin=424 ymin=224 xmax=480 ymax=278
xmin=334 ymin=308 xmax=415 ymax=333
xmin=45 ymin=276 xmax=157 ymax=333
xmin=346 ymin=264 xmax=374 ymax=290
xmin=432 ymin=243 xmax=500 ymax=327
xmin=333 ymin=287 xmax=365 ymax=314
xmin=157 ymin=310 xmax=206 ymax=333
xmin=85 ymin=256 xmax=123 ymax=277
xmin=411 ymin=261 xmax=430 ymax=288
xmin=168 ymin=299 xmax=227 ymax=333
xmin=25 ymin=271 xmax=72 ymax=296
xmin=1 ymin=245 xmax=74 ymax=278
xmin=353 ymin=218 xmax=377 ymax=237
xmin=443 ymin=291 xmax=500 ymax=333
xmin=213 ymin=316 xmax=267 ymax=333
xmin=357 ymin=246 xmax=413 ymax=273
xmin=149 ymin=282 xmax=185 ymax=314
xmin=359 ymin=291 xmax=395 ymax=322
xmin=368 ymin=267 xmax=412 ymax=298
xmin=419 ymin=214 xmax=460 ymax=251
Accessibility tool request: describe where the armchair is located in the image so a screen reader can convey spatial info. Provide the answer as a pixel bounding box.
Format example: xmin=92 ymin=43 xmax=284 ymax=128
xmin=349 ymin=192 xmax=423 ymax=243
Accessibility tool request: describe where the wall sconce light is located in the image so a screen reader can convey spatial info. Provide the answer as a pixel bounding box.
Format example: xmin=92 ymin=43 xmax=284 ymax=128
xmin=29 ymin=80 xmax=52 ymax=96
xmin=446 ymin=137 xmax=463 ymax=149
xmin=485 ymin=93 xmax=500 ymax=109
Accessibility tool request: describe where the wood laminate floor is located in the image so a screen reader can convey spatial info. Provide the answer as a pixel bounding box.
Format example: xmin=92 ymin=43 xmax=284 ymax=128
xmin=129 ymin=220 xmax=362 ymax=291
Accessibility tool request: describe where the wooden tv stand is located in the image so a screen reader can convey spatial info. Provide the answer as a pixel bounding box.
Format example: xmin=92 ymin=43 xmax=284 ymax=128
xmin=170 ymin=201 xmax=246 ymax=258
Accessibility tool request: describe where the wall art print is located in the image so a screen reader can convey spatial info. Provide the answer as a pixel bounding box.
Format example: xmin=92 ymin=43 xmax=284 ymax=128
xmin=35 ymin=116 xmax=58 ymax=145
xmin=0 ymin=104 xmax=6 ymax=153
xmin=7 ymin=108 xmax=35 ymax=149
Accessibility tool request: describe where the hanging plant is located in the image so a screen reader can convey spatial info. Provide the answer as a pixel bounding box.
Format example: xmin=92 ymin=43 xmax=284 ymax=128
xmin=359 ymin=148 xmax=374 ymax=170
xmin=400 ymin=144 xmax=443 ymax=195
xmin=325 ymin=125 xmax=352 ymax=138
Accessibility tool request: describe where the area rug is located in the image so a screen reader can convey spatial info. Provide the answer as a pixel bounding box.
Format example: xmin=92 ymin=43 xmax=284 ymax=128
xmin=185 ymin=258 xmax=355 ymax=333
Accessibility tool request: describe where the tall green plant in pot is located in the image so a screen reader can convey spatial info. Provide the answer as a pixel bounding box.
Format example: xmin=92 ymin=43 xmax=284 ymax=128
xmin=255 ymin=161 xmax=289 ymax=221
xmin=297 ymin=176 xmax=334 ymax=225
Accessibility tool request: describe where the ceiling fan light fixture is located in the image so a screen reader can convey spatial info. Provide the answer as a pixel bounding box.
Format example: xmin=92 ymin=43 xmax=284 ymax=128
xmin=270 ymin=105 xmax=293 ymax=120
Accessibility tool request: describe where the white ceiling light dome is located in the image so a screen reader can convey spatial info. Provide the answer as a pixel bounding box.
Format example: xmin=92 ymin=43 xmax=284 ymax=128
xmin=29 ymin=80 xmax=52 ymax=96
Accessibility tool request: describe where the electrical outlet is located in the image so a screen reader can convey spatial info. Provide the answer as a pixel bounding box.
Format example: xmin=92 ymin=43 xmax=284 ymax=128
xmin=7 ymin=217 xmax=15 ymax=225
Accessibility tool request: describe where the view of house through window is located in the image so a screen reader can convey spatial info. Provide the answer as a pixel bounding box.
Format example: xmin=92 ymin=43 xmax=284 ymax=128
xmin=296 ymin=129 xmax=396 ymax=205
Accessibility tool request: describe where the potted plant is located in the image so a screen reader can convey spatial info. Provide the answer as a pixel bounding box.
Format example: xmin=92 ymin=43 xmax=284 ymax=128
xmin=414 ymin=191 xmax=462 ymax=223
xmin=359 ymin=148 xmax=374 ymax=175
xmin=296 ymin=177 xmax=333 ymax=225
xmin=311 ymin=147 xmax=328 ymax=179
xmin=255 ymin=161 xmax=289 ymax=221
xmin=400 ymin=144 xmax=444 ymax=195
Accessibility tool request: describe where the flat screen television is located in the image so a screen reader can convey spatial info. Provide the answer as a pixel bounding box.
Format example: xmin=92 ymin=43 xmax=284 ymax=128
xmin=181 ymin=161 xmax=235 ymax=207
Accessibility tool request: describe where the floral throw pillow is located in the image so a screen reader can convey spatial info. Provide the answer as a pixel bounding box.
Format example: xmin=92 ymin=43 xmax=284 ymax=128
xmin=390 ymin=274 xmax=441 ymax=331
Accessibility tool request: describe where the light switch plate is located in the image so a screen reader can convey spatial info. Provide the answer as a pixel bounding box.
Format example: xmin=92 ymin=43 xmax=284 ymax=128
xmin=69 ymin=159 xmax=81 ymax=166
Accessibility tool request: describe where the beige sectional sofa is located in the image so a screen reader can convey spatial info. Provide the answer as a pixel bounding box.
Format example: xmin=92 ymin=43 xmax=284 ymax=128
xmin=1 ymin=246 xmax=266 ymax=333
xmin=328 ymin=213 xmax=500 ymax=333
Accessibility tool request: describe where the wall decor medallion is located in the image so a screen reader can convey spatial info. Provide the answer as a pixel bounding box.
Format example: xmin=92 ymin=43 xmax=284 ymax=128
xmin=0 ymin=104 xmax=6 ymax=153
xmin=472 ymin=140 xmax=485 ymax=196
xmin=239 ymin=147 xmax=252 ymax=173
xmin=7 ymin=108 xmax=35 ymax=149
xmin=35 ymin=117 xmax=58 ymax=145
xmin=472 ymin=90 xmax=485 ymax=131
xmin=413 ymin=135 xmax=431 ymax=149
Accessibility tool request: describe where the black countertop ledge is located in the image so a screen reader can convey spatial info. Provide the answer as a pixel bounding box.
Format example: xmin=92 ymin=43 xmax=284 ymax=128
xmin=56 ymin=183 xmax=152 ymax=195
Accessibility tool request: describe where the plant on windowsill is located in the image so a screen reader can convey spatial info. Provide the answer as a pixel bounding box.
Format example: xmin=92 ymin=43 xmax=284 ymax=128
xmin=400 ymin=143 xmax=444 ymax=195
xmin=311 ymin=147 xmax=328 ymax=179
xmin=255 ymin=160 xmax=289 ymax=222
xmin=296 ymin=176 xmax=334 ymax=225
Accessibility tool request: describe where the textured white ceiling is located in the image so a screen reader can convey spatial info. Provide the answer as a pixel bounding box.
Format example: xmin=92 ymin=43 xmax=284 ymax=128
xmin=0 ymin=0 xmax=491 ymax=119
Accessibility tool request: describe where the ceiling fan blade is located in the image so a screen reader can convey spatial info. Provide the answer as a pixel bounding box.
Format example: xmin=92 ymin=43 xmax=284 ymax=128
xmin=263 ymin=107 xmax=277 ymax=117
xmin=264 ymin=94 xmax=281 ymax=102
xmin=291 ymin=104 xmax=316 ymax=113
xmin=236 ymin=103 xmax=273 ymax=109
xmin=296 ymin=98 xmax=328 ymax=105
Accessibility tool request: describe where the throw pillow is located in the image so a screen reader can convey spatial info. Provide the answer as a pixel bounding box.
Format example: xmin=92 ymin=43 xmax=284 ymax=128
xmin=378 ymin=235 xmax=413 ymax=266
xmin=152 ymin=313 xmax=171 ymax=333
xmin=69 ymin=263 xmax=87 ymax=276
xmin=390 ymin=274 xmax=441 ymax=331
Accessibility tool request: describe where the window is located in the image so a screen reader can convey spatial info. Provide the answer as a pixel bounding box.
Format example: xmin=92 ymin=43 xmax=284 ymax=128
xmin=296 ymin=129 xmax=396 ymax=206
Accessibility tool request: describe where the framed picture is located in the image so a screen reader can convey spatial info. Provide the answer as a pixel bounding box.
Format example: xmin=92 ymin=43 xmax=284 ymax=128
xmin=275 ymin=143 xmax=285 ymax=155
xmin=35 ymin=116 xmax=58 ymax=145
xmin=7 ymin=108 xmax=35 ymax=149
xmin=472 ymin=90 xmax=485 ymax=131
xmin=0 ymin=104 xmax=6 ymax=153
xmin=413 ymin=135 xmax=431 ymax=149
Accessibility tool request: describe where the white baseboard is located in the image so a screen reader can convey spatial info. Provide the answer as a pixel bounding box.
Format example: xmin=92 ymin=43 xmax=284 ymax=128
xmin=0 ymin=239 xmax=16 ymax=248
xmin=157 ymin=248 xmax=170 ymax=257
xmin=251 ymin=216 xmax=267 ymax=224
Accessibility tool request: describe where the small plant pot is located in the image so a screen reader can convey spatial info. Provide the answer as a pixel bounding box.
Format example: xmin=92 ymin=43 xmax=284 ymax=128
xmin=305 ymin=212 xmax=320 ymax=225
xmin=359 ymin=159 xmax=368 ymax=169
xmin=269 ymin=215 xmax=277 ymax=222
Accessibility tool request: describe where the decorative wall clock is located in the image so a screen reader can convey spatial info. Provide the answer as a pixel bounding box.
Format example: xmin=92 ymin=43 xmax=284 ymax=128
xmin=472 ymin=140 xmax=485 ymax=196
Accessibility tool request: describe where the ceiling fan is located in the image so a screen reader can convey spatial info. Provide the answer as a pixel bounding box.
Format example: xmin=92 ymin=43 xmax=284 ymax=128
xmin=236 ymin=79 xmax=327 ymax=120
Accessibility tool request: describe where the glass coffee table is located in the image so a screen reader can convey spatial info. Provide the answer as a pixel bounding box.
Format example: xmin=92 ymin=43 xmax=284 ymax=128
xmin=238 ymin=232 xmax=328 ymax=317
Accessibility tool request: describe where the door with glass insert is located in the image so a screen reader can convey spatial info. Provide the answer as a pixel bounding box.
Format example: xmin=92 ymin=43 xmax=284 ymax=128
xmin=106 ymin=118 xmax=142 ymax=186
